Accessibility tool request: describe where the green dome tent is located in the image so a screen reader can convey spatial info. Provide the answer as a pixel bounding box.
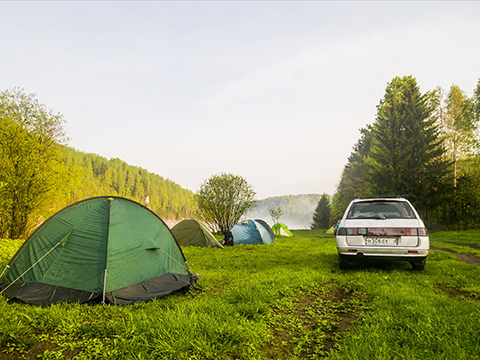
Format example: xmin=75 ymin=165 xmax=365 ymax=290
xmin=171 ymin=219 xmax=223 ymax=248
xmin=0 ymin=196 xmax=195 ymax=306
xmin=272 ymin=222 xmax=293 ymax=237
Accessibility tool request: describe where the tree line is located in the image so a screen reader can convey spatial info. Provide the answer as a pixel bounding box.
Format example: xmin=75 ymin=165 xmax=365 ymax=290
xmin=328 ymin=75 xmax=480 ymax=230
xmin=60 ymin=147 xmax=195 ymax=220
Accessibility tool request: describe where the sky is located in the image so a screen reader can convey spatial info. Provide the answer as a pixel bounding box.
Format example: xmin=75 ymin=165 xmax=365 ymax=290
xmin=2 ymin=1 xmax=480 ymax=200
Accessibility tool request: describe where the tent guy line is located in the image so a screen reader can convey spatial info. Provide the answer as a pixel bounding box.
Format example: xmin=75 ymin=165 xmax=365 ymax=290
xmin=0 ymin=240 xmax=62 ymax=299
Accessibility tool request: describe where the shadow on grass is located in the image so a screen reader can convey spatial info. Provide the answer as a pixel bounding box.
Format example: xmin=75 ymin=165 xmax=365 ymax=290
xmin=343 ymin=256 xmax=414 ymax=270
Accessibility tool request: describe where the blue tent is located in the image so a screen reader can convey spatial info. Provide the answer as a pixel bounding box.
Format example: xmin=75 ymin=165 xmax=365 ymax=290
xmin=226 ymin=219 xmax=275 ymax=245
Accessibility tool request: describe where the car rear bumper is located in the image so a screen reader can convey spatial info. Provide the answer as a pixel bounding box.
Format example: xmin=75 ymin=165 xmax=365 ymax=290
xmin=336 ymin=234 xmax=429 ymax=258
xmin=337 ymin=246 xmax=429 ymax=258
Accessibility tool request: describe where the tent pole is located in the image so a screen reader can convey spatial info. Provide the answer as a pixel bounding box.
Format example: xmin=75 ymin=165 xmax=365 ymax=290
xmin=0 ymin=265 xmax=9 ymax=279
xmin=101 ymin=198 xmax=113 ymax=305
xmin=101 ymin=269 xmax=107 ymax=305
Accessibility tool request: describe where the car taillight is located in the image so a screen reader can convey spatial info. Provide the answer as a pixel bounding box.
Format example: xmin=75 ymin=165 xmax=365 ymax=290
xmin=418 ymin=227 xmax=428 ymax=236
xmin=338 ymin=228 xmax=367 ymax=235
xmin=337 ymin=228 xmax=428 ymax=236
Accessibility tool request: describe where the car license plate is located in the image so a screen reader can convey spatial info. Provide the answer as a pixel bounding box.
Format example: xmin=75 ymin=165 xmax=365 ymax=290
xmin=365 ymin=237 xmax=398 ymax=245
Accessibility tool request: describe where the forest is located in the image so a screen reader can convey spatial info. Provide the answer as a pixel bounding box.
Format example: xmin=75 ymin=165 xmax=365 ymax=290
xmin=59 ymin=146 xmax=195 ymax=221
xmin=330 ymin=76 xmax=480 ymax=230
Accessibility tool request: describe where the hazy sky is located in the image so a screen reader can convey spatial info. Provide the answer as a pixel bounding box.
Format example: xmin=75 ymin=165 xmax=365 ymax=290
xmin=2 ymin=1 xmax=479 ymax=199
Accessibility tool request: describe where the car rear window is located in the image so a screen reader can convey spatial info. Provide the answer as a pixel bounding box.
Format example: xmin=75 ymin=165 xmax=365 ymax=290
xmin=347 ymin=201 xmax=416 ymax=219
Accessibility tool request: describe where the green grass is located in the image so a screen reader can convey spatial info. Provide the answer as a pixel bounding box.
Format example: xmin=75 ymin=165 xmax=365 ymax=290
xmin=430 ymin=229 xmax=480 ymax=247
xmin=1 ymin=230 xmax=480 ymax=359
xmin=430 ymin=229 xmax=480 ymax=258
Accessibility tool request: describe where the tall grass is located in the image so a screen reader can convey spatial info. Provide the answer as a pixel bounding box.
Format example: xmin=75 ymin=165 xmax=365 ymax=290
xmin=1 ymin=231 xmax=479 ymax=359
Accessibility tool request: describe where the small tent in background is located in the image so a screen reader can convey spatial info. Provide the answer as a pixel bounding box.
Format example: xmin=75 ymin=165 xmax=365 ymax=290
xmin=225 ymin=219 xmax=275 ymax=245
xmin=0 ymin=196 xmax=195 ymax=306
xmin=171 ymin=219 xmax=223 ymax=248
xmin=254 ymin=219 xmax=276 ymax=240
xmin=272 ymin=222 xmax=293 ymax=237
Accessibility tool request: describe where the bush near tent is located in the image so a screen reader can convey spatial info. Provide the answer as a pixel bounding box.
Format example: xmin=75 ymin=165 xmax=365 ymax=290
xmin=0 ymin=196 xmax=195 ymax=306
xmin=171 ymin=219 xmax=223 ymax=248
xmin=224 ymin=219 xmax=275 ymax=245
xmin=272 ymin=222 xmax=293 ymax=237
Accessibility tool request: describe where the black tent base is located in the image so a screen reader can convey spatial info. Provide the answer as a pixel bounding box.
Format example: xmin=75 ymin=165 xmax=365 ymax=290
xmin=1 ymin=273 xmax=194 ymax=306
xmin=106 ymin=273 xmax=193 ymax=305
xmin=1 ymin=282 xmax=100 ymax=306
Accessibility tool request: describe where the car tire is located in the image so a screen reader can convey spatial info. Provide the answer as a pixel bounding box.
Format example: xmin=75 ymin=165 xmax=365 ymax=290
xmin=339 ymin=255 xmax=350 ymax=269
xmin=411 ymin=258 xmax=426 ymax=271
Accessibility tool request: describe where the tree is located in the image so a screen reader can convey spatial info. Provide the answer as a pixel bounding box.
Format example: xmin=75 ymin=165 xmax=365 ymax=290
xmin=426 ymin=80 xmax=480 ymax=227
xmin=268 ymin=205 xmax=283 ymax=224
xmin=268 ymin=205 xmax=283 ymax=234
xmin=311 ymin=193 xmax=331 ymax=229
xmin=0 ymin=88 xmax=69 ymax=239
xmin=194 ymin=173 xmax=257 ymax=234
xmin=365 ymin=76 xmax=449 ymax=220
xmin=444 ymin=84 xmax=477 ymax=185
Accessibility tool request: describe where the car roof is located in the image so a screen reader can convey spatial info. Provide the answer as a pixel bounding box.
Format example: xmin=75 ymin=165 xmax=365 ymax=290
xmin=351 ymin=197 xmax=408 ymax=203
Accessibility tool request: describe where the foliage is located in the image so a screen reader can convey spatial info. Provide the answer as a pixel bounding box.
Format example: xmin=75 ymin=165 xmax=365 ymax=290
xmin=445 ymin=84 xmax=478 ymax=163
xmin=195 ymin=173 xmax=257 ymax=234
xmin=1 ymin=230 xmax=480 ymax=359
xmin=311 ymin=193 xmax=331 ymax=229
xmin=450 ymin=155 xmax=480 ymax=228
xmin=58 ymin=147 xmax=195 ymax=220
xmin=268 ymin=205 xmax=283 ymax=226
xmin=0 ymin=88 xmax=69 ymax=239
xmin=426 ymin=79 xmax=480 ymax=228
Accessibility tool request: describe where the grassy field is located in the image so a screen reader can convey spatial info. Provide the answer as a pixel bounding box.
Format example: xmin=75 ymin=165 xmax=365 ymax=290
xmin=1 ymin=230 xmax=479 ymax=359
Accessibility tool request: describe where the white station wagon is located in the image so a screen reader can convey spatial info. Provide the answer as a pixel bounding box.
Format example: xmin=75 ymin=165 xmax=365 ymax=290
xmin=336 ymin=197 xmax=429 ymax=270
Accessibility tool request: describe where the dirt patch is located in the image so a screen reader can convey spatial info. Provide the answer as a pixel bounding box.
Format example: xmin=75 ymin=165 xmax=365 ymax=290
xmin=435 ymin=284 xmax=480 ymax=302
xmin=0 ymin=341 xmax=80 ymax=360
xmin=431 ymin=246 xmax=480 ymax=265
xmin=264 ymin=283 xmax=366 ymax=359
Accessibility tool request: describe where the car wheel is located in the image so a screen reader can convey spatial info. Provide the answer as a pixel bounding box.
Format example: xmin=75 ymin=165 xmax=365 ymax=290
xmin=339 ymin=255 xmax=350 ymax=269
xmin=411 ymin=258 xmax=426 ymax=271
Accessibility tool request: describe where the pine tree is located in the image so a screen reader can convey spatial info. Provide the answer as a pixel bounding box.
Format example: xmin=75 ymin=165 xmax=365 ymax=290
xmin=366 ymin=76 xmax=449 ymax=220
xmin=311 ymin=194 xmax=331 ymax=229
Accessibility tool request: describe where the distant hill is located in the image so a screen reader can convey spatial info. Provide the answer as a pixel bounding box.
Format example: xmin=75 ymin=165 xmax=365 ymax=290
xmin=246 ymin=194 xmax=322 ymax=230
xmin=59 ymin=146 xmax=195 ymax=221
